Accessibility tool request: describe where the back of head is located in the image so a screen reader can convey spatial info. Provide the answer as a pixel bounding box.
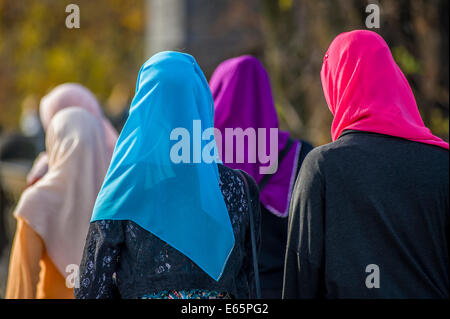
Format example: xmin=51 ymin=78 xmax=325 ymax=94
xmin=45 ymin=107 xmax=107 ymax=172
xmin=210 ymin=55 xmax=278 ymax=130
xmin=320 ymin=30 xmax=448 ymax=150
xmin=91 ymin=51 xmax=235 ymax=281
xmin=40 ymin=83 xmax=103 ymax=131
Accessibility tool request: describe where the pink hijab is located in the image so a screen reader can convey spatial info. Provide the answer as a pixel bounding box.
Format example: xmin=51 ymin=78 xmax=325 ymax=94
xmin=15 ymin=108 xmax=110 ymax=275
xmin=27 ymin=83 xmax=118 ymax=185
xmin=321 ymin=30 xmax=449 ymax=150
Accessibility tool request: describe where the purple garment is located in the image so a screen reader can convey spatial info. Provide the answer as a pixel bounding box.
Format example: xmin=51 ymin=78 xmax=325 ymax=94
xmin=210 ymin=55 xmax=300 ymax=217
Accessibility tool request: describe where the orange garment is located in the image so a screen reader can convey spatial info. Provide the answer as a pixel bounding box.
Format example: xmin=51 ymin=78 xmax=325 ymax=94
xmin=6 ymin=217 xmax=74 ymax=299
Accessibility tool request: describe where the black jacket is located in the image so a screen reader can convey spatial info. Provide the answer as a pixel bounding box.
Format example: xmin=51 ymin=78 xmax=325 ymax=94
xmin=258 ymin=140 xmax=314 ymax=298
xmin=283 ymin=131 xmax=449 ymax=299
xmin=75 ymin=164 xmax=261 ymax=299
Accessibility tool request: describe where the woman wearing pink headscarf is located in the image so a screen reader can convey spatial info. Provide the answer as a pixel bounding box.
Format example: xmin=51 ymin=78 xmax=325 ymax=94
xmin=26 ymin=83 xmax=118 ymax=186
xmin=283 ymin=30 xmax=449 ymax=299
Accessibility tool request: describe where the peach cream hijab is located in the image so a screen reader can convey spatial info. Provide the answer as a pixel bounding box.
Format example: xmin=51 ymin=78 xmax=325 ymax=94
xmin=27 ymin=83 xmax=118 ymax=185
xmin=14 ymin=108 xmax=110 ymax=275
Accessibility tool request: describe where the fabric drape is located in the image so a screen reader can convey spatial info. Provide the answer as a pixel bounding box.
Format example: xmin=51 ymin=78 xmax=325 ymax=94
xmin=14 ymin=108 xmax=110 ymax=276
xmin=90 ymin=51 xmax=235 ymax=281
xmin=27 ymin=83 xmax=118 ymax=185
xmin=320 ymin=30 xmax=449 ymax=150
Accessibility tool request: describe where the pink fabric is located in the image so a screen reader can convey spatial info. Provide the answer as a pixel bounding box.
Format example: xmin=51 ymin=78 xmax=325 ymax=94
xmin=27 ymin=83 xmax=118 ymax=185
xmin=15 ymin=108 xmax=110 ymax=275
xmin=321 ymin=30 xmax=449 ymax=150
xmin=26 ymin=152 xmax=48 ymax=186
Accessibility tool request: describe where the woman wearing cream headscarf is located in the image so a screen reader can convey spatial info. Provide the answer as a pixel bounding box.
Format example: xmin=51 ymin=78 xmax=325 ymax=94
xmin=6 ymin=108 xmax=110 ymax=299
xmin=26 ymin=83 xmax=118 ymax=186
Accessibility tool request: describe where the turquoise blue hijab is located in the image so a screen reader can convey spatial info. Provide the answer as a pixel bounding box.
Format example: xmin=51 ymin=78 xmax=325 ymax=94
xmin=91 ymin=51 xmax=235 ymax=281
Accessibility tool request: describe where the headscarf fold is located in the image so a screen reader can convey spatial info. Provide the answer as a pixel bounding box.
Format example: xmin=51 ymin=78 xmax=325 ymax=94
xmin=210 ymin=55 xmax=301 ymax=217
xmin=321 ymin=30 xmax=449 ymax=150
xmin=14 ymin=108 xmax=110 ymax=275
xmin=27 ymin=83 xmax=118 ymax=185
xmin=90 ymin=51 xmax=235 ymax=281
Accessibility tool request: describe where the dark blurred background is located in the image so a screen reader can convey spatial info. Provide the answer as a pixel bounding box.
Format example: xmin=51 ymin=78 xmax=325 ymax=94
xmin=0 ymin=0 xmax=448 ymax=297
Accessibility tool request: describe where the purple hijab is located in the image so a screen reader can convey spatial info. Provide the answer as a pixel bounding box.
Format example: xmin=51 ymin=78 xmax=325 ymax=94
xmin=210 ymin=55 xmax=301 ymax=217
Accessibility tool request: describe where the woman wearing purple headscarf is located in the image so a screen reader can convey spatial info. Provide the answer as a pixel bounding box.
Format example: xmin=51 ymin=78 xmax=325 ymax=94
xmin=210 ymin=55 xmax=314 ymax=298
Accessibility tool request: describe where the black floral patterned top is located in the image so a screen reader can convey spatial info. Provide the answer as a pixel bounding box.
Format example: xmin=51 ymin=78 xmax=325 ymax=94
xmin=74 ymin=165 xmax=260 ymax=299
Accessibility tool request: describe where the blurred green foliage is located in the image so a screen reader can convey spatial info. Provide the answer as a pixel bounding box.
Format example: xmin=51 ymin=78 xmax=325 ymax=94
xmin=0 ymin=0 xmax=145 ymax=130
xmin=0 ymin=0 xmax=448 ymax=146
xmin=393 ymin=46 xmax=421 ymax=75
xmin=261 ymin=0 xmax=449 ymax=145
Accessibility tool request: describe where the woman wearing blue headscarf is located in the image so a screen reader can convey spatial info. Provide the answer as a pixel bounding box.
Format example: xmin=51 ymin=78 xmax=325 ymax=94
xmin=74 ymin=52 xmax=260 ymax=299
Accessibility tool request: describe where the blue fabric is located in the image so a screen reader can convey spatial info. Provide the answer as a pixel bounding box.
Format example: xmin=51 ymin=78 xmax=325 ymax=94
xmin=91 ymin=51 xmax=235 ymax=281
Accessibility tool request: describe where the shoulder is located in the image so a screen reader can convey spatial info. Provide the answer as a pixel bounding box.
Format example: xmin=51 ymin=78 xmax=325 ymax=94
xmin=299 ymin=142 xmax=331 ymax=173
xmin=294 ymin=140 xmax=347 ymax=190
xmin=300 ymin=136 xmax=353 ymax=170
